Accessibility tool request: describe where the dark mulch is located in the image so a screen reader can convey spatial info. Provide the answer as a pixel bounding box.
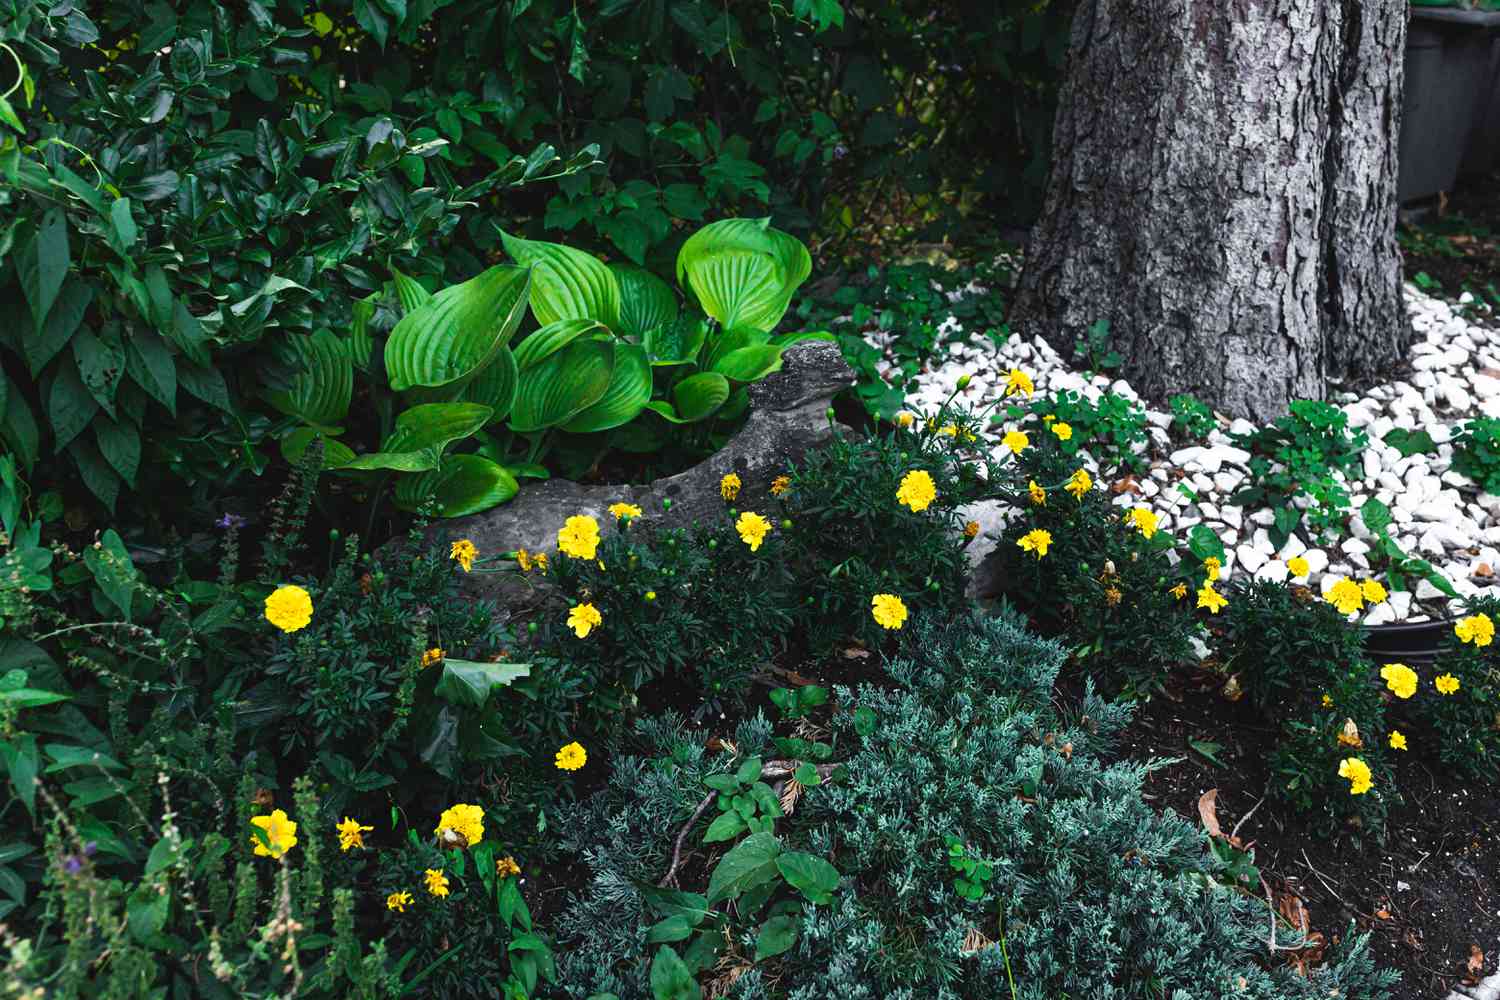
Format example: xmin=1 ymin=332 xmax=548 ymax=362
xmin=1107 ymin=664 xmax=1498 ymax=997
xmin=1402 ymin=170 xmax=1500 ymax=314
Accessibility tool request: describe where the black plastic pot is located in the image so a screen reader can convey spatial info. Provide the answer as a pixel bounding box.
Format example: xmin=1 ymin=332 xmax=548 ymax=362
xmin=1399 ymin=8 xmax=1500 ymax=202
xmin=1463 ymin=18 xmax=1500 ymax=176
xmin=1361 ymin=617 xmax=1455 ymax=666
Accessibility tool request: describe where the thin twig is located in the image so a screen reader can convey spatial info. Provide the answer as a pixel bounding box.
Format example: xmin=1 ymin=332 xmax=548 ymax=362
xmin=1300 ymin=848 xmax=1342 ymax=900
xmin=1264 ymin=877 xmax=1277 ymax=955
xmin=1229 ymin=795 xmax=1265 ymax=842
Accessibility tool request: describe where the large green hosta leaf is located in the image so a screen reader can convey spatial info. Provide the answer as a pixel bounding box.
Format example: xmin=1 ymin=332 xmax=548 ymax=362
xmin=395 ymin=454 xmax=520 ymax=516
xmin=561 ymin=344 xmax=652 ymax=433
xmin=712 ymin=345 xmax=783 ymax=382
xmin=384 ymin=265 xmax=531 ymax=392
xmin=644 ymin=315 xmax=708 ymax=367
xmin=645 ymin=371 xmax=730 ymax=424
xmin=280 ymin=427 xmax=358 ymax=469
xmin=457 ymin=348 xmax=519 ymax=421
xmin=265 ymin=330 xmax=353 ymax=426
xmin=391 ymin=268 xmax=434 ymax=315
xmin=499 ymin=230 xmax=620 ymax=328
xmin=513 ymin=319 xmax=608 ymax=371
xmin=338 ymin=402 xmax=494 ymax=471
xmin=675 ymin=219 xmax=811 ymax=333
xmin=611 ymin=264 xmax=679 ymax=338
xmin=507 ymin=339 xmax=615 ymax=433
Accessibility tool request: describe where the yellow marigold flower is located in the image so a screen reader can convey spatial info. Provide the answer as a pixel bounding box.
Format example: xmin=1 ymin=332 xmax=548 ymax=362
xmin=1203 ymin=557 xmax=1221 ymax=583
xmin=496 ymin=856 xmax=521 ymax=879
xmin=515 ymin=548 xmax=533 ymax=572
xmin=1028 ymin=480 xmax=1047 ymax=505
xmin=645 ymin=590 xmax=657 ymax=601
xmin=250 ymin=809 xmax=298 ymax=859
xmin=1359 ymin=579 xmax=1388 ymax=603
xmin=871 ymin=593 xmax=908 ymax=630
xmin=1001 ymin=430 xmax=1030 ymax=455
xmin=938 ymin=424 xmax=959 ymax=437
xmin=567 ymin=602 xmax=602 ymax=639
xmin=608 ymin=502 xmax=643 ymax=520
xmin=1104 ymin=587 xmax=1122 ymax=607
xmin=1050 ymin=421 xmax=1073 ymax=441
xmin=720 ymin=473 xmax=742 ymax=500
xmin=961 ymin=429 xmax=977 ymax=443
xmin=770 ymin=475 xmax=791 ymax=496
xmin=1435 ymin=673 xmax=1461 ymax=695
xmin=1337 ymin=757 xmax=1372 ymax=795
xmin=896 ymin=470 xmax=937 ymax=512
xmin=434 ymin=804 xmax=485 ymax=848
xmin=1455 ymin=612 xmax=1495 ymax=647
xmin=1324 ymin=577 xmax=1364 ymax=616
xmin=386 ymin=890 xmax=412 ymax=912
xmin=896 ymin=412 xmax=915 ymax=428
xmin=1321 ymin=693 xmax=1333 ymax=708
xmin=555 ymin=741 xmax=587 ymax=771
xmin=1004 ymin=369 xmax=1034 ymax=397
xmin=1379 ymin=663 xmax=1417 ymax=700
xmin=1196 ymin=583 xmax=1227 ymax=613
xmin=963 ymin=521 xmax=981 ymax=540
xmin=1336 ymin=718 xmax=1361 ymax=748
xmin=1017 ymin=528 xmax=1052 ymax=559
xmin=736 ymin=511 xmax=772 ymax=551
xmin=421 ymin=647 xmax=445 ymax=668
xmin=557 ymin=515 xmax=601 ymax=560
xmin=424 ymin=868 xmax=450 ymax=898
xmin=534 ymin=552 xmax=549 ymax=572
xmin=1389 ymin=731 xmax=1407 ymax=751
xmin=1126 ymin=507 xmax=1158 ymax=540
xmin=1286 ymin=556 xmax=1310 ymax=579
xmin=264 ymin=585 xmax=313 ymax=633
xmin=1065 ymin=468 xmax=1093 ymax=499
xmin=336 ymin=817 xmax=372 ymax=852
xmin=1170 ymin=583 xmax=1187 ymax=600
xmin=449 ymin=539 xmax=478 ymax=572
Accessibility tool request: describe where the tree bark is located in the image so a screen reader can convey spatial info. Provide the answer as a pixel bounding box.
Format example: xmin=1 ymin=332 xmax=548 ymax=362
xmin=1011 ymin=0 xmax=1411 ymax=422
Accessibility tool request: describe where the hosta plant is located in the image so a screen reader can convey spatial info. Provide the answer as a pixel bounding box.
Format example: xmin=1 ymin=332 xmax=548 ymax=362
xmin=275 ymin=219 xmax=824 ymax=517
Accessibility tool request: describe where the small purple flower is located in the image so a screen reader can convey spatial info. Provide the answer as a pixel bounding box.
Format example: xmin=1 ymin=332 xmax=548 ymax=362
xmin=832 ymin=144 xmax=848 ymax=160
xmin=62 ymin=854 xmax=84 ymax=874
xmin=216 ymin=513 xmax=247 ymax=530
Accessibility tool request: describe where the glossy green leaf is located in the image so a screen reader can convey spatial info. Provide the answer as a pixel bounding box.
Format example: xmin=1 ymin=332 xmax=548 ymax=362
xmin=706 ymin=832 xmax=781 ymax=905
xmin=338 ymin=403 xmax=493 ymax=471
xmin=394 ymin=454 xmax=520 ymax=516
xmin=648 ymin=946 xmax=701 ymax=1000
xmin=457 ymin=348 xmax=519 ymax=421
xmin=561 ymin=344 xmax=652 ymax=433
xmin=508 ymin=339 xmax=614 ymax=433
xmin=704 ymin=326 xmax=770 ymax=371
xmin=769 ymin=330 xmax=836 ymax=349
xmin=391 ymin=267 xmax=434 ymax=315
xmin=18 ymin=209 xmax=69 ymax=330
xmin=754 ymin=914 xmax=799 ymax=961
xmin=711 ymin=345 xmax=782 ymax=382
xmin=672 ymin=372 xmax=730 ymax=423
xmin=433 ymin=658 xmax=530 ymax=709
xmin=513 ymin=319 xmax=608 ymax=371
xmin=675 ymin=218 xmax=810 ymax=333
xmin=644 ymin=315 xmax=708 ymax=367
xmin=384 ymin=265 xmax=531 ymax=391
xmin=266 ymin=330 xmax=353 ymax=426
xmin=499 ymin=229 xmax=620 ymax=328
xmin=611 ymin=264 xmax=679 ymax=338
xmin=280 ymin=428 xmax=358 ymax=469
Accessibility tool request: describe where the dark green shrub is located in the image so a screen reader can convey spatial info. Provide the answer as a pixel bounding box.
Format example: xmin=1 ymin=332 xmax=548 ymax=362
xmin=546 ymin=612 xmax=1398 ymax=1000
xmin=1169 ymin=393 xmax=1217 ymax=441
xmin=1232 ymin=401 xmax=1369 ymax=545
xmin=1019 ymin=388 xmax=1150 ymax=473
xmin=1451 ymin=417 xmax=1500 ymax=494
xmin=1214 ymin=579 xmax=1368 ymax=714
xmin=1410 ymin=598 xmax=1500 ymax=780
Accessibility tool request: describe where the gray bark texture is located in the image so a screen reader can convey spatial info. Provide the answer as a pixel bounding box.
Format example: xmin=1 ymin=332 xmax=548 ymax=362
xmin=1011 ymin=0 xmax=1411 ymax=421
xmin=414 ymin=341 xmax=854 ymax=611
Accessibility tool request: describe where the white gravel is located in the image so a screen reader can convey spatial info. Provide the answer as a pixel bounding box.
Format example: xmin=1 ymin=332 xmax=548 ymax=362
xmin=878 ymin=282 xmax=1500 ymax=623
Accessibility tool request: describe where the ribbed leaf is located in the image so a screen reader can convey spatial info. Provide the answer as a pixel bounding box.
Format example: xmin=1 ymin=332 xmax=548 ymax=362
xmin=671 ymin=372 xmax=730 ymax=423
xmin=644 ymin=315 xmax=708 ymax=367
xmin=704 ymin=327 xmax=770 ymax=371
xmin=391 ymin=268 xmax=434 ymax=315
xmin=395 ymin=454 xmax=520 ymax=516
xmin=348 ymin=297 xmax=375 ymax=369
xmin=458 ymin=347 xmax=519 ymax=422
xmin=611 ymin=264 xmax=679 ymax=338
xmin=676 ymin=218 xmax=810 ymax=333
xmin=265 ymin=330 xmax=353 ymax=425
xmin=499 ymin=229 xmax=620 ymax=328
xmin=513 ymin=319 xmax=608 ymax=370
xmin=711 ymin=345 xmax=783 ymax=382
xmin=561 ymin=344 xmax=652 ymax=433
xmin=384 ymin=265 xmax=531 ymax=391
xmin=338 ymin=402 xmax=493 ymax=470
xmin=507 ymin=339 xmax=614 ymax=433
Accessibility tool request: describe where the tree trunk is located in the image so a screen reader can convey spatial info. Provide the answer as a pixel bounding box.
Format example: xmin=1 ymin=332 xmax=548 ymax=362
xmin=1011 ymin=0 xmax=1410 ymax=422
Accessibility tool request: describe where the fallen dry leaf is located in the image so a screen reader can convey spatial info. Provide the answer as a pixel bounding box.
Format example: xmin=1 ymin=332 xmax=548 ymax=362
xmin=841 ymin=646 xmax=871 ymax=661
xmin=1110 ymin=476 xmax=1141 ymax=496
xmin=1222 ymin=674 xmax=1244 ymax=702
xmin=1477 ymin=563 xmax=1494 ymax=579
xmin=1465 ymin=944 xmax=1486 ymax=985
xmin=1198 ymin=788 xmax=1224 ymax=839
xmin=1375 ymin=908 xmax=1391 ymax=920
xmin=1277 ymin=890 xmax=1326 ymax=976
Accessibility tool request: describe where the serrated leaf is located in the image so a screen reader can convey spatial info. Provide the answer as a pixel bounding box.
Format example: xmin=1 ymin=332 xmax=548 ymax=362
xmin=433 ymin=659 xmax=530 ymax=709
